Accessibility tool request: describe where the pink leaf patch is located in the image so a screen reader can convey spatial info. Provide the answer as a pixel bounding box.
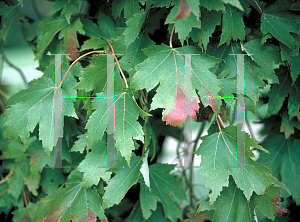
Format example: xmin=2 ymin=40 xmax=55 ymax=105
xmin=162 ymin=85 xmax=199 ymax=126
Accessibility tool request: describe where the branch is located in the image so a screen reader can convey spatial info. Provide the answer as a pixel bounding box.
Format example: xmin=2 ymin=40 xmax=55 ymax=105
xmin=0 ymin=49 xmax=29 ymax=89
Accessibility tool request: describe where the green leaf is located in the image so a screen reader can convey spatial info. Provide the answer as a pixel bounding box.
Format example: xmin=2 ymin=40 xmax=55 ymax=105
xmin=139 ymin=182 xmax=157 ymax=219
xmin=222 ymin=0 xmax=244 ymax=11
xmin=288 ymin=77 xmax=300 ymax=120
xmin=207 ymin=42 xmax=267 ymax=113
xmin=102 ymin=154 xmax=143 ymax=209
xmin=261 ymin=0 xmax=300 ymax=49
xmin=258 ymin=134 xmax=300 ymax=205
xmin=35 ymin=174 xmax=107 ymax=221
xmin=5 ymin=162 xmax=30 ymax=200
xmin=140 ymin=151 xmax=150 ymax=188
xmin=50 ymin=0 xmax=80 ymax=24
xmin=148 ymin=163 xmax=186 ymax=222
xmin=197 ymin=176 xmax=255 ymax=221
xmin=200 ymin=8 xmax=222 ymax=51
xmin=80 ymin=38 xmax=106 ymax=51
xmin=86 ymin=91 xmax=145 ymax=166
xmin=24 ymin=171 xmax=41 ymax=197
xmin=76 ymin=139 xmax=112 ymax=188
xmin=81 ymin=18 xmax=102 ymax=38
xmin=0 ymin=2 xmax=19 ymax=42
xmin=200 ymin=0 xmax=225 ymax=11
xmin=266 ymin=69 xmax=292 ymax=116
xmin=152 ymin=0 xmax=172 ymax=8
xmin=40 ymin=168 xmax=65 ymax=196
xmin=70 ymin=134 xmax=88 ymax=153
xmin=124 ymin=11 xmax=147 ymax=47
xmin=120 ymin=33 xmax=155 ymax=68
xmin=290 ymin=54 xmax=300 ymax=85
xmin=3 ymin=77 xmax=77 ymax=154
xmin=131 ymin=45 xmax=221 ymax=116
xmin=36 ymin=14 xmax=68 ymax=60
xmin=112 ymin=0 xmax=143 ymax=20
xmin=127 ymin=201 xmax=171 ymax=222
xmin=12 ymin=202 xmax=37 ymax=222
xmin=219 ymin=4 xmax=245 ymax=46
xmin=97 ymin=13 xmax=119 ymax=41
xmin=251 ymin=185 xmax=280 ymax=220
xmin=195 ymin=124 xmax=272 ymax=203
xmin=280 ymin=110 xmax=294 ymax=139
xmin=165 ymin=0 xmax=201 ymax=45
xmin=58 ymin=18 xmax=85 ymax=60
xmin=25 ymin=140 xmax=54 ymax=174
xmin=74 ymin=55 xmax=107 ymax=92
xmin=242 ymin=39 xmax=280 ymax=84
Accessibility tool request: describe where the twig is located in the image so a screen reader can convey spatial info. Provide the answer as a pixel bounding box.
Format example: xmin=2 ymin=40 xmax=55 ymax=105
xmin=0 ymin=98 xmax=5 ymax=112
xmin=169 ymin=23 xmax=176 ymax=48
xmin=76 ymin=0 xmax=85 ymax=18
xmin=218 ymin=114 xmax=225 ymax=128
xmin=0 ymin=171 xmax=13 ymax=184
xmin=215 ymin=114 xmax=222 ymax=132
xmin=189 ymin=121 xmax=205 ymax=208
xmin=176 ymin=134 xmax=188 ymax=190
xmin=58 ymin=50 xmax=105 ymax=88
xmin=0 ymin=89 xmax=9 ymax=99
xmin=106 ymin=41 xmax=128 ymax=88
xmin=0 ymin=49 xmax=29 ymax=89
xmin=22 ymin=189 xmax=28 ymax=208
xmin=253 ymin=0 xmax=263 ymax=14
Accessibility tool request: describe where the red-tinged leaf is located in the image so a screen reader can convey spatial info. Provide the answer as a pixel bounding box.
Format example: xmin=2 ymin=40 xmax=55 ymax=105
xmin=34 ymin=175 xmax=107 ymax=221
xmin=65 ymin=30 xmax=79 ymax=60
xmin=162 ymin=85 xmax=199 ymax=126
xmin=175 ymin=0 xmax=194 ymax=21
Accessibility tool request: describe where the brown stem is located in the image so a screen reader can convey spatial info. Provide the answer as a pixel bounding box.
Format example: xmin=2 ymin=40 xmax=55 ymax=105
xmin=0 ymin=171 xmax=13 ymax=184
xmin=58 ymin=50 xmax=105 ymax=88
xmin=215 ymin=114 xmax=222 ymax=132
xmin=22 ymin=189 xmax=28 ymax=208
xmin=169 ymin=23 xmax=176 ymax=48
xmin=106 ymin=41 xmax=128 ymax=88
xmin=218 ymin=114 xmax=225 ymax=128
xmin=253 ymin=0 xmax=263 ymax=14
xmin=0 ymin=89 xmax=9 ymax=100
xmin=0 ymin=99 xmax=5 ymax=112
xmin=77 ymin=0 xmax=85 ymax=17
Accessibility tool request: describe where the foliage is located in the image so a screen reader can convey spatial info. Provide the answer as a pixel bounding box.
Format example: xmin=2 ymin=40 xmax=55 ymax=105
xmin=0 ymin=0 xmax=300 ymax=221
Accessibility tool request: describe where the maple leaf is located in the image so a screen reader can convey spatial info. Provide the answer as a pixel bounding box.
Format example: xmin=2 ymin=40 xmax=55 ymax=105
xmin=58 ymin=18 xmax=85 ymax=60
xmin=131 ymin=44 xmax=222 ymax=123
xmin=162 ymin=85 xmax=199 ymax=126
xmin=3 ymin=77 xmax=77 ymax=155
xmin=195 ymin=124 xmax=272 ymax=204
xmin=34 ymin=173 xmax=107 ymax=221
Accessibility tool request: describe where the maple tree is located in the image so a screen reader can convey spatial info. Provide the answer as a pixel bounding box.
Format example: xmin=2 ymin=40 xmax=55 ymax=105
xmin=0 ymin=0 xmax=300 ymax=221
